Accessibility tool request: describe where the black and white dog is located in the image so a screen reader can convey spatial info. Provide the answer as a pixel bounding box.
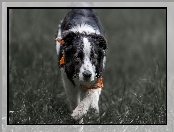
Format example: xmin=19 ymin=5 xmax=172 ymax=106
xmin=55 ymin=9 xmax=107 ymax=123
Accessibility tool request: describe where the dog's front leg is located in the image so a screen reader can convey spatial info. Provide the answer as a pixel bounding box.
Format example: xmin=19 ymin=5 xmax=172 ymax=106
xmin=71 ymin=89 xmax=101 ymax=121
xmin=90 ymin=89 xmax=101 ymax=115
xmin=71 ymin=90 xmax=92 ymax=120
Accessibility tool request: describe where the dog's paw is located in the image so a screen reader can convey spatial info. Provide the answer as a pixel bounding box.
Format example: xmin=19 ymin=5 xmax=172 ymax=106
xmin=71 ymin=110 xmax=82 ymax=121
xmin=71 ymin=103 xmax=88 ymax=121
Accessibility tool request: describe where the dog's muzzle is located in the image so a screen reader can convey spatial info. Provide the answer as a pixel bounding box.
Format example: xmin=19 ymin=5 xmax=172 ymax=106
xmin=82 ymin=70 xmax=92 ymax=81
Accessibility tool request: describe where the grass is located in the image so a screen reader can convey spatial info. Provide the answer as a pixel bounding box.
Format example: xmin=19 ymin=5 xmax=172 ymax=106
xmin=9 ymin=9 xmax=166 ymax=124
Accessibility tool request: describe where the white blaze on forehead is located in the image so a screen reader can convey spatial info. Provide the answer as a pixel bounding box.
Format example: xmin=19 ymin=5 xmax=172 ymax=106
xmin=79 ymin=37 xmax=95 ymax=81
xmin=70 ymin=23 xmax=100 ymax=34
xmin=83 ymin=37 xmax=91 ymax=57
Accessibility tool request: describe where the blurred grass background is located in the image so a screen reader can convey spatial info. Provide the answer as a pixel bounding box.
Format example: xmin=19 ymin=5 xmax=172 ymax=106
xmin=9 ymin=9 xmax=166 ymax=124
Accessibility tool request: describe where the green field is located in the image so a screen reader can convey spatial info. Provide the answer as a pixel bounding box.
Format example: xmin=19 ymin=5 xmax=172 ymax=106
xmin=9 ymin=9 xmax=166 ymax=124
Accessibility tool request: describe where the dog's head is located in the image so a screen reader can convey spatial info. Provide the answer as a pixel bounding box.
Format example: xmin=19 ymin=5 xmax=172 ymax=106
xmin=61 ymin=31 xmax=107 ymax=82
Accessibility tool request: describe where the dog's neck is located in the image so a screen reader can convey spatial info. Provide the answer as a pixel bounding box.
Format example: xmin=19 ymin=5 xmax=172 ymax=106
xmin=73 ymin=77 xmax=104 ymax=89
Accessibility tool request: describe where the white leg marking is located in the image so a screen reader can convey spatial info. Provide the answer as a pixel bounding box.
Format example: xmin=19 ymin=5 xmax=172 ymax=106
xmin=90 ymin=89 xmax=101 ymax=114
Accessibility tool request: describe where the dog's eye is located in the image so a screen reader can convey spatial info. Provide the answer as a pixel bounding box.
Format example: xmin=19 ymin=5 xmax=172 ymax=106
xmin=94 ymin=54 xmax=97 ymax=58
xmin=91 ymin=54 xmax=97 ymax=59
xmin=92 ymin=58 xmax=97 ymax=65
xmin=91 ymin=56 xmax=96 ymax=63
xmin=74 ymin=57 xmax=80 ymax=62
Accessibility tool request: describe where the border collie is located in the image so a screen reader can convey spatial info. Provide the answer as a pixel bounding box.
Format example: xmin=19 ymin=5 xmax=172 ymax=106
xmin=55 ymin=9 xmax=107 ymax=124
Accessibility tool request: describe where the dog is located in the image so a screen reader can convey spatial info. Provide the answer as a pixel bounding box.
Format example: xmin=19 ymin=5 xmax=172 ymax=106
xmin=55 ymin=9 xmax=107 ymax=124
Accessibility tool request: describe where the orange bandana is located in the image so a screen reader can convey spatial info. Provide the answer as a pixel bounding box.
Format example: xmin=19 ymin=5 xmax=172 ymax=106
xmin=80 ymin=77 xmax=104 ymax=89
xmin=59 ymin=55 xmax=65 ymax=65
xmin=55 ymin=37 xmax=65 ymax=45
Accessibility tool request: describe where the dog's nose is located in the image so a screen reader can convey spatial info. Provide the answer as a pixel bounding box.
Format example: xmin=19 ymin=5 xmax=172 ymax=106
xmin=83 ymin=70 xmax=92 ymax=78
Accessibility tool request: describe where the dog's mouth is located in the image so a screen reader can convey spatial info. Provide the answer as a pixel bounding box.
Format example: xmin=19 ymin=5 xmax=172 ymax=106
xmin=74 ymin=73 xmax=95 ymax=83
xmin=75 ymin=75 xmax=94 ymax=82
xmin=83 ymin=78 xmax=92 ymax=82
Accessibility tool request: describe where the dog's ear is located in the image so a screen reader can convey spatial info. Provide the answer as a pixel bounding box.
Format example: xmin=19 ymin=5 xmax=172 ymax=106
xmin=90 ymin=34 xmax=107 ymax=50
xmin=61 ymin=31 xmax=77 ymax=44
